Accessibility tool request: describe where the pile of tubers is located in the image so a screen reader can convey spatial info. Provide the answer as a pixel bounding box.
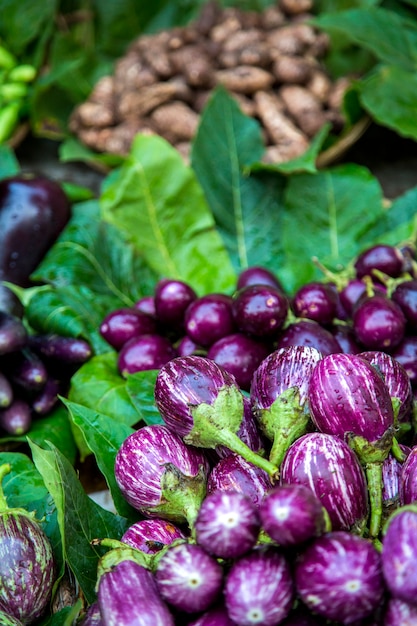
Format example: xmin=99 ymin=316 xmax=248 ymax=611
xmin=69 ymin=0 xmax=352 ymax=164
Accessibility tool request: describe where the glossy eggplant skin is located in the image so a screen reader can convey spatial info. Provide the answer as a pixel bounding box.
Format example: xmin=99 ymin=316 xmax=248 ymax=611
xmin=381 ymin=508 xmax=417 ymax=605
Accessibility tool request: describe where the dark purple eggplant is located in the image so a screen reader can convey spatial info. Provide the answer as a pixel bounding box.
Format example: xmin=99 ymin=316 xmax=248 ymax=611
xmin=280 ymin=432 xmax=369 ymax=532
xmin=352 ymin=294 xmax=406 ymax=350
xmin=384 ymin=597 xmax=417 ymax=626
xmin=308 ymin=352 xmax=395 ymax=536
xmin=154 ymin=278 xmax=197 ymax=333
xmin=4 ymin=348 xmax=48 ymax=391
xmin=31 ymin=376 xmax=62 ymax=415
xmin=295 ymin=531 xmax=385 ymax=625
xmin=0 ymin=463 xmax=55 ymax=624
xmin=207 ymin=453 xmax=271 ymax=509
xmin=121 ymin=518 xmax=186 ymax=554
xmin=391 ymin=279 xmax=417 ymax=328
xmin=154 ymin=355 xmax=279 ymax=479
xmin=117 ymin=333 xmax=178 ymax=376
xmin=99 ymin=307 xmax=157 ymax=351
xmin=259 ymin=483 xmax=328 ymax=547
xmin=215 ymin=395 xmax=265 ymax=460
xmin=291 ymin=281 xmax=338 ymax=325
xmin=176 ymin=335 xmax=204 ymax=357
xmin=339 ymin=278 xmax=368 ymax=317
xmin=187 ymin=604 xmax=236 ymax=626
xmin=184 ymin=293 xmax=236 ymax=348
xmin=28 ymin=334 xmax=92 ymax=364
xmin=134 ymin=295 xmax=156 ymax=317
xmin=224 ymin=546 xmax=294 ymax=626
xmin=155 ymin=542 xmax=224 ymax=614
xmin=194 ymin=490 xmax=260 ymax=559
xmin=399 ymin=445 xmax=417 ymax=505
xmin=207 ymin=332 xmax=270 ymax=391
xmin=276 ymin=319 xmax=342 ymax=355
xmin=330 ymin=323 xmax=361 ymax=354
xmin=97 ymin=552 xmax=175 ymax=626
xmin=0 ymin=174 xmax=71 ymax=289
xmin=382 ymin=453 xmax=404 ymax=516
xmin=354 ymin=244 xmax=404 ymax=280
xmin=0 ymin=312 xmax=27 ymax=355
xmin=250 ymin=345 xmax=323 ymax=466
xmin=390 ymin=334 xmax=417 ymax=387
xmin=114 ymin=424 xmax=210 ymax=527
xmin=236 ymin=266 xmax=283 ymax=291
xmin=0 ymin=398 xmax=32 ymax=435
xmin=0 ymin=372 xmax=13 ymax=408
xmin=381 ymin=507 xmax=417 ymax=605
xmin=232 ymin=284 xmax=289 ymax=339
xmin=79 ymin=602 xmax=103 ymax=625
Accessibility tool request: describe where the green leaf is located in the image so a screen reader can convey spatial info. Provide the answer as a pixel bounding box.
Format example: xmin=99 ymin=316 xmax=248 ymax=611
xmin=191 ymin=87 xmax=287 ymax=274
xmin=100 ymin=133 xmax=236 ymax=295
xmin=360 ymin=184 xmax=417 ymax=245
xmin=0 ymin=0 xmax=57 ymax=55
xmin=30 ymin=440 xmax=130 ymax=605
xmin=0 ymin=144 xmax=20 ymax=178
xmin=126 ymin=370 xmax=164 ymax=426
xmin=63 ymin=399 xmax=136 ymax=520
xmin=59 ymin=136 xmax=125 ymax=170
xmin=279 ymin=163 xmax=386 ymax=293
xmin=359 ymin=64 xmax=417 ymax=140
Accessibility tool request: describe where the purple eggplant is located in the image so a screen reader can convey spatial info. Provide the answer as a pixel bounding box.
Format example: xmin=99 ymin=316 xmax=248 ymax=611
xmin=187 ymin=604 xmax=236 ymax=626
xmin=184 ymin=293 xmax=236 ymax=348
xmin=353 ymin=294 xmax=406 ymax=350
xmin=28 ymin=334 xmax=92 ymax=364
xmin=382 ymin=453 xmax=404 ymax=516
xmin=215 ymin=395 xmax=265 ymax=460
xmin=97 ymin=553 xmax=175 ymax=626
xmin=259 ymin=483 xmax=328 ymax=547
xmin=354 ymin=244 xmax=404 ymax=280
xmin=114 ymin=424 xmax=210 ymax=527
xmin=391 ymin=279 xmax=417 ymax=328
xmin=330 ymin=323 xmax=361 ymax=354
xmin=295 ymin=531 xmax=385 ymax=624
xmin=381 ymin=507 xmax=417 ymax=605
xmin=79 ymin=602 xmax=103 ymax=625
xmin=154 ymin=355 xmax=279 ymax=479
xmin=99 ymin=307 xmax=157 ymax=350
xmin=194 ymin=490 xmax=260 ymax=559
xmin=0 ymin=398 xmax=32 ymax=435
xmin=236 ymin=266 xmax=283 ymax=291
xmin=384 ymin=597 xmax=417 ymax=626
xmin=176 ymin=335 xmax=204 ymax=357
xmin=390 ymin=334 xmax=417 ymax=386
xmin=31 ymin=376 xmax=62 ymax=415
xmin=0 ymin=463 xmax=55 ymax=624
xmin=0 ymin=372 xmax=13 ymax=408
xmin=117 ymin=333 xmax=178 ymax=376
xmin=291 ymin=281 xmax=338 ymax=325
xmin=280 ymin=432 xmax=369 ymax=532
xmin=232 ymin=284 xmax=289 ymax=340
xmin=0 ymin=312 xmax=27 ymax=355
xmin=121 ymin=518 xmax=186 ymax=554
xmin=134 ymin=294 xmax=156 ymax=317
xmin=155 ymin=542 xmax=224 ymax=614
xmin=276 ymin=319 xmax=342 ymax=355
xmin=224 ymin=546 xmax=294 ymax=626
xmin=5 ymin=348 xmax=48 ymax=391
xmin=399 ymin=445 xmax=417 ymax=505
xmin=250 ymin=345 xmax=323 ymax=466
xmin=154 ymin=278 xmax=197 ymax=333
xmin=308 ymin=352 xmax=395 ymax=536
xmin=207 ymin=453 xmax=272 ymax=509
xmin=339 ymin=278 xmax=368 ymax=317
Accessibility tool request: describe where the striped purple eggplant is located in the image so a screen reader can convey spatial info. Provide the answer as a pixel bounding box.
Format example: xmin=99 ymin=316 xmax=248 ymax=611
xmin=250 ymin=345 xmax=323 ymax=466
xmin=399 ymin=445 xmax=417 ymax=505
xmin=308 ymin=352 xmax=395 ymax=537
xmin=0 ymin=464 xmax=55 ymax=625
xmin=155 ymin=542 xmax=224 ymax=614
xmin=280 ymin=432 xmax=369 ymax=532
xmin=294 ymin=531 xmax=385 ymax=624
xmin=79 ymin=602 xmax=103 ymax=625
xmin=187 ymin=604 xmax=236 ymax=625
xmin=97 ymin=554 xmax=175 ymax=626
xmin=207 ymin=453 xmax=272 ymax=509
xmin=121 ymin=518 xmax=186 ymax=554
xmin=194 ymin=490 xmax=260 ymax=559
xmin=381 ymin=507 xmax=417 ymax=605
xmin=384 ymin=597 xmax=417 ymax=626
xmin=114 ymin=424 xmax=210 ymax=527
xmin=224 ymin=546 xmax=294 ymax=626
xmin=154 ymin=355 xmax=279 ymax=479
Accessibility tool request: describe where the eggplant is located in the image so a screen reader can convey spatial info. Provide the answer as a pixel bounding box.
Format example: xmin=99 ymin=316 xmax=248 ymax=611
xmin=276 ymin=319 xmax=342 ymax=355
xmin=308 ymin=352 xmax=395 ymax=537
xmin=154 ymin=278 xmax=197 ymax=333
xmin=390 ymin=334 xmax=417 ymax=386
xmin=79 ymin=602 xmax=103 ymax=625
xmin=291 ymin=281 xmax=338 ymax=325
xmin=280 ymin=432 xmax=369 ymax=532
xmin=155 ymin=542 xmax=224 ymax=614
xmin=384 ymin=597 xmax=417 ymax=626
xmin=207 ymin=453 xmax=271 ymax=509
xmin=184 ymin=293 xmax=236 ymax=347
xmin=31 ymin=376 xmax=62 ymax=415
xmin=354 ymin=244 xmax=404 ymax=279
xmin=236 ymin=266 xmax=283 ymax=292
xmin=381 ymin=507 xmax=417 ymax=605
xmin=97 ymin=553 xmax=175 ymax=626
xmin=28 ymin=334 xmax=92 ymax=364
xmin=259 ymin=483 xmax=329 ymax=547
xmin=4 ymin=347 xmax=48 ymax=392
xmin=391 ymin=279 xmax=417 ymax=327
xmin=0 ymin=312 xmax=27 ymax=356
xmin=399 ymin=445 xmax=417 ymax=505
xmin=99 ymin=307 xmax=157 ymax=351
xmin=352 ymin=294 xmax=406 ymax=350
xmin=0 ymin=372 xmax=13 ymax=408
xmin=231 ymin=284 xmax=289 ymax=340
xmin=187 ymin=604 xmax=236 ymax=626
xmin=121 ymin=518 xmax=186 ymax=554
xmin=134 ymin=295 xmax=156 ymax=317
xmin=114 ymin=424 xmax=210 ymax=527
xmin=154 ymin=355 xmax=279 ymax=479
xmin=194 ymin=490 xmax=260 ymax=559
xmin=0 ymin=463 xmax=55 ymax=624
xmin=117 ymin=334 xmax=178 ymax=376
xmin=0 ymin=398 xmax=32 ymax=435
xmin=250 ymin=345 xmax=323 ymax=466
xmin=215 ymin=395 xmax=265 ymax=460
xmin=294 ymin=531 xmax=385 ymax=624
xmin=224 ymin=546 xmax=294 ymax=626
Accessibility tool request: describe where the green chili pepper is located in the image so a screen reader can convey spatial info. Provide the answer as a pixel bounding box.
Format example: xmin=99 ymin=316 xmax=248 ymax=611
xmin=0 ymin=45 xmax=17 ymax=71
xmin=8 ymin=64 xmax=36 ymax=83
xmin=0 ymin=101 xmax=20 ymax=143
xmin=0 ymin=82 xmax=27 ymax=102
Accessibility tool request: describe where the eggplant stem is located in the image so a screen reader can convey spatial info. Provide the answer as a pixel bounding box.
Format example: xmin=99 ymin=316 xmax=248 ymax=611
xmin=215 ymin=429 xmax=280 ymax=482
xmin=366 ymin=462 xmax=383 ymax=538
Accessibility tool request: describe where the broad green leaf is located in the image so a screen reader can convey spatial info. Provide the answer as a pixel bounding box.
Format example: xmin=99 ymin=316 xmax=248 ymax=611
xmin=64 ymin=399 xmax=136 ymax=520
xmin=100 ymin=133 xmax=236 ymax=295
xmin=40 ymin=600 xmax=82 ymax=626
xmin=0 ymin=0 xmax=57 ymax=55
xmin=279 ymin=163 xmax=386 ymax=293
xmin=30 ymin=441 xmax=129 ymax=604
xmin=59 ymin=137 xmax=124 ymax=170
xmin=126 ymin=370 xmax=164 ymax=426
xmin=0 ymin=145 xmax=20 ymax=178
xmin=359 ymin=64 xmax=417 ymax=140
xmin=360 ymin=184 xmax=417 ymax=245
xmin=191 ymin=87 xmax=287 ymax=274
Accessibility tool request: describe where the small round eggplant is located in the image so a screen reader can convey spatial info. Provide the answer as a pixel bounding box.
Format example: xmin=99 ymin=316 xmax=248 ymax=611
xmin=207 ymin=454 xmax=271 ymax=509
xmin=117 ymin=333 xmax=178 ymax=376
xmin=99 ymin=307 xmax=157 ymax=351
xmin=280 ymin=432 xmax=369 ymax=532
xmin=384 ymin=597 xmax=417 ymax=626
xmin=352 ymin=294 xmax=406 ymax=350
xmin=134 ymin=295 xmax=156 ymax=317
xmin=399 ymin=445 xmax=417 ymax=505
xmin=185 ymin=293 xmax=236 ymax=348
xmin=259 ymin=483 xmax=328 ymax=547
xmin=0 ymin=372 xmax=13 ymax=408
xmin=114 ymin=424 xmax=210 ymax=527
xmin=381 ymin=507 xmax=417 ymax=605
xmin=390 ymin=334 xmax=417 ymax=386
xmin=224 ymin=546 xmax=294 ymax=626
xmin=276 ymin=319 xmax=342 ymax=355
xmin=330 ymin=323 xmax=361 ymax=354
xmin=121 ymin=518 xmax=186 ymax=554
xmin=339 ymin=278 xmax=368 ymax=317
xmin=28 ymin=334 xmax=92 ymax=364
xmin=295 ymin=531 xmax=385 ymax=624
xmin=194 ymin=490 xmax=260 ymax=559
xmin=0 ymin=312 xmax=27 ymax=356
xmin=232 ymin=284 xmax=289 ymax=340
xmin=354 ymin=244 xmax=404 ymax=280
xmin=0 ymin=398 xmax=32 ymax=435
xmin=154 ymin=278 xmax=197 ymax=333
xmin=236 ymin=266 xmax=283 ymax=291
xmin=5 ymin=348 xmax=48 ymax=391
xmin=391 ymin=279 xmax=417 ymax=328
xmin=155 ymin=542 xmax=224 ymax=614
xmin=291 ymin=281 xmax=338 ymax=325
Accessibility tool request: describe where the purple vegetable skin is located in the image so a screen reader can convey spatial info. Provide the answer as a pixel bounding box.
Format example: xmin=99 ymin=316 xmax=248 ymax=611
xmin=97 ymin=557 xmax=175 ymax=626
xmin=155 ymin=542 xmax=223 ymax=614
xmin=295 ymin=531 xmax=385 ymax=624
xmin=115 ymin=424 xmax=210 ymax=527
xmin=232 ymin=284 xmax=289 ymax=339
xmin=224 ymin=546 xmax=294 ymax=626
xmin=80 ymin=602 xmax=103 ymax=625
xmin=207 ymin=454 xmax=271 ymax=509
xmin=154 ymin=278 xmax=197 ymax=333
xmin=236 ymin=266 xmax=283 ymax=291
xmin=185 ymin=293 xmax=235 ymax=347
xmin=381 ymin=508 xmax=417 ymax=605
xmin=280 ymin=432 xmax=369 ymax=532
xmin=118 ymin=333 xmax=178 ymax=376
xmin=99 ymin=307 xmax=157 ymax=350
xmin=400 ymin=446 xmax=417 ymax=505
xmin=194 ymin=490 xmax=260 ymax=559
xmin=384 ymin=597 xmax=417 ymax=626
xmin=121 ymin=518 xmax=186 ymax=554
xmin=187 ymin=604 xmax=236 ymax=626
xmin=276 ymin=319 xmax=341 ymax=355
